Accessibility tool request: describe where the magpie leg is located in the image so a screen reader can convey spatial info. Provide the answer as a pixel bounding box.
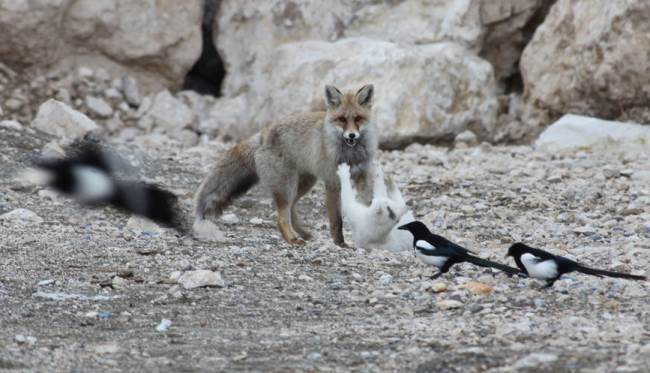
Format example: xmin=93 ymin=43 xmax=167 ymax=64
xmin=542 ymin=280 xmax=555 ymax=289
xmin=429 ymin=272 xmax=442 ymax=280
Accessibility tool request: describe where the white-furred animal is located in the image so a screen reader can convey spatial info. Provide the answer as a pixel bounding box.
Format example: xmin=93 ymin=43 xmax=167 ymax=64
xmin=337 ymin=163 xmax=413 ymax=251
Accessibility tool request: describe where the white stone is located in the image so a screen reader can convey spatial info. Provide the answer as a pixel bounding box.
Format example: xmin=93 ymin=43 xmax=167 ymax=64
xmin=513 ymin=352 xmax=558 ymax=369
xmin=32 ymin=99 xmax=98 ymax=139
xmin=0 ymin=208 xmax=44 ymax=225
xmin=177 ymin=270 xmax=225 ymax=289
xmin=121 ymin=75 xmax=141 ymax=107
xmin=535 ymin=114 xmax=650 ymax=154
xmin=125 ymin=216 xmax=164 ymax=235
xmin=221 ymin=213 xmax=239 ymax=225
xmin=192 ymin=219 xmax=226 ymax=242
xmin=156 ymin=319 xmax=172 ymax=332
xmin=142 ymin=90 xmax=193 ymax=132
xmin=0 ymin=120 xmax=22 ymax=130
xmin=85 ymin=96 xmax=113 ymax=118
xmin=436 ymin=299 xmax=464 ymax=310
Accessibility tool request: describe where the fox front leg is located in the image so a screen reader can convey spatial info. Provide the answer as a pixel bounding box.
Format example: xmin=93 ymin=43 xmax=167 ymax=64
xmin=326 ymin=187 xmax=347 ymax=248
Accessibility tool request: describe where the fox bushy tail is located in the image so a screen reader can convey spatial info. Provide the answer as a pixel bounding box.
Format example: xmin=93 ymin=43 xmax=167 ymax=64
xmin=465 ymin=255 xmax=522 ymax=276
xmin=575 ymin=265 xmax=646 ymax=281
xmin=194 ymin=135 xmax=260 ymax=221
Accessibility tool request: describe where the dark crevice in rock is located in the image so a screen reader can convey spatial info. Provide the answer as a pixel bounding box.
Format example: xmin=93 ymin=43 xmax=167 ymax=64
xmin=505 ymin=0 xmax=557 ymax=94
xmin=183 ymin=0 xmax=225 ymax=96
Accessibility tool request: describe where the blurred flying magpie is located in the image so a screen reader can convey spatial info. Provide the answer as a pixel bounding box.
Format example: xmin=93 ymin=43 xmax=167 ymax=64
xmin=398 ymin=221 xmax=522 ymax=279
xmin=30 ymin=142 xmax=184 ymax=231
xmin=506 ymin=243 xmax=646 ymax=288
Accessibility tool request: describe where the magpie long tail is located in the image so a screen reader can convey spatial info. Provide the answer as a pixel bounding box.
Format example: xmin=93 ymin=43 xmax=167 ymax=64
xmin=464 ymin=255 xmax=522 ymax=276
xmin=575 ymin=265 xmax=646 ymax=281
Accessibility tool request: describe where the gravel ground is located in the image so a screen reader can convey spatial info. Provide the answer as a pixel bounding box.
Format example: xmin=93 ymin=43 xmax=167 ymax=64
xmin=1 ymin=126 xmax=649 ymax=372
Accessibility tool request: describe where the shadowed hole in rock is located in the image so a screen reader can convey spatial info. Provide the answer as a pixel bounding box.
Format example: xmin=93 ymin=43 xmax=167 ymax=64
xmin=183 ymin=0 xmax=225 ymax=96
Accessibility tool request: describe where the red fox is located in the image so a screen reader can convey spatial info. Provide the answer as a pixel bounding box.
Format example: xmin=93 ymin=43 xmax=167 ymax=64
xmin=193 ymin=84 xmax=378 ymax=246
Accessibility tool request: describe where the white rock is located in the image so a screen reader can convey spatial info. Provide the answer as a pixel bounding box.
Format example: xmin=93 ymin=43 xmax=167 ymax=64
xmin=513 ymin=352 xmax=558 ymax=369
xmin=14 ymin=334 xmax=37 ymax=346
xmin=455 ymin=130 xmax=478 ymax=146
xmin=378 ymin=274 xmax=393 ymax=285
xmin=64 ymin=0 xmax=203 ymax=86
xmin=192 ymin=219 xmax=226 ymax=242
xmin=199 ymin=95 xmax=247 ymax=140
xmin=0 ymin=208 xmax=44 ymax=225
xmin=221 ymin=213 xmax=239 ymax=225
xmin=535 ymin=115 xmax=650 ymax=154
xmin=216 ymin=0 xmax=483 ymax=96
xmin=93 ymin=342 xmax=120 ymax=354
xmin=0 ymin=120 xmax=22 ymax=130
xmin=169 ymin=271 xmax=182 ymax=283
xmin=436 ymin=299 xmax=464 ymax=310
xmin=156 ymin=319 xmax=172 ymax=332
xmin=41 ymin=141 xmax=66 ymax=158
xmin=177 ymin=270 xmax=225 ymax=289
xmin=125 ymin=216 xmax=164 ymax=235
xmin=249 ymin=217 xmax=264 ymax=225
xmin=121 ymin=75 xmax=141 ymax=107
xmin=240 ymin=38 xmax=497 ymax=147
xmin=142 ymin=90 xmax=193 ymax=132
xmin=32 ymin=99 xmax=98 ymax=139
xmin=85 ymin=96 xmax=113 ymax=118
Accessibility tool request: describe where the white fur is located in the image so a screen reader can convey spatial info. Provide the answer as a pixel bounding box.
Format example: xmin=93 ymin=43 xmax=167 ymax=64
xmin=337 ymin=163 xmax=412 ymax=251
xmin=521 ymin=253 xmax=558 ymax=279
xmin=72 ymin=166 xmax=115 ymax=202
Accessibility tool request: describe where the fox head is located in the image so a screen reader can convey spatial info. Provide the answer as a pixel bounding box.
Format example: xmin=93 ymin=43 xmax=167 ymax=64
xmin=324 ymin=84 xmax=374 ymax=148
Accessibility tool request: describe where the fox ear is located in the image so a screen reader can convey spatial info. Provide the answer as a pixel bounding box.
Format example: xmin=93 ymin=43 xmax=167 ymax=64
xmin=325 ymin=85 xmax=342 ymax=108
xmin=356 ymin=84 xmax=374 ymax=107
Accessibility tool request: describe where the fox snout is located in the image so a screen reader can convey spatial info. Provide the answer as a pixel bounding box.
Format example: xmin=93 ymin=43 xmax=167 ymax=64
xmin=343 ymin=130 xmax=360 ymax=147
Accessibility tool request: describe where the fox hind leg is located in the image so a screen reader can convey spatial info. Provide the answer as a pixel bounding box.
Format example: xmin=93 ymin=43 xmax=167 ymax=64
xmin=292 ymin=174 xmax=317 ymax=240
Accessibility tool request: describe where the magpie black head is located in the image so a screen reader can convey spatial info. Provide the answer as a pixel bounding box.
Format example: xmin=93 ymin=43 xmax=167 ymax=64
xmin=506 ymin=242 xmax=531 ymax=258
xmin=397 ymin=220 xmax=431 ymax=238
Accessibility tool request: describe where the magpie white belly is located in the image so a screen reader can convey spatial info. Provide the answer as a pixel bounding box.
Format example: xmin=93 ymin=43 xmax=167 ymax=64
xmin=521 ymin=253 xmax=559 ymax=279
xmin=416 ymin=252 xmax=447 ymax=268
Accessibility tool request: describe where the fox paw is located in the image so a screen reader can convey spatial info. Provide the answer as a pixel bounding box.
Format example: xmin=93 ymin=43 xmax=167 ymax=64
xmin=289 ymin=238 xmax=306 ymax=246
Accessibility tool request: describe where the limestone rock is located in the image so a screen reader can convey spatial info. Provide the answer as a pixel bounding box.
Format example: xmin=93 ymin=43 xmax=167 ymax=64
xmin=535 ymin=114 xmax=650 ymax=154
xmin=141 ymin=91 xmax=194 ymax=132
xmin=521 ymin=0 xmax=650 ymax=127
xmin=0 ymin=208 xmax=44 ymax=225
xmin=32 ymin=99 xmax=98 ymax=139
xmin=215 ymin=0 xmax=484 ymax=96
xmin=177 ymin=270 xmax=225 ymax=290
xmin=239 ymin=38 xmax=498 ymax=148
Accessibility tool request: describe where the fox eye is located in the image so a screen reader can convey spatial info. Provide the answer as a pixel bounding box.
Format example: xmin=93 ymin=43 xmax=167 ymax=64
xmin=354 ymin=116 xmax=364 ymax=123
xmin=336 ymin=116 xmax=346 ymax=123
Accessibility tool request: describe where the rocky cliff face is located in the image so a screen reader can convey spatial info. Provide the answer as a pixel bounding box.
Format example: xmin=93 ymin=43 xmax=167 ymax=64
xmin=0 ymin=0 xmax=202 ymax=90
xmin=0 ymin=0 xmax=646 ymax=147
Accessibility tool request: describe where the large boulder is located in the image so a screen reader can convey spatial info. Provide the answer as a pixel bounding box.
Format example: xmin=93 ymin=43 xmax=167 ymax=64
xmin=0 ymin=0 xmax=67 ymax=68
xmin=521 ymin=0 xmax=650 ymax=127
xmin=215 ymin=0 xmax=484 ymax=97
xmin=535 ymin=114 xmax=650 ymax=154
xmin=0 ymin=0 xmax=202 ymax=89
xmin=238 ymin=38 xmax=498 ymax=148
xmin=64 ymin=0 xmax=203 ymax=87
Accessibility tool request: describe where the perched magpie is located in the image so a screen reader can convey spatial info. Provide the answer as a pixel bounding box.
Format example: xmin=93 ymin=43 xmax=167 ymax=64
xmin=506 ymin=243 xmax=647 ymax=288
xmin=31 ymin=142 xmax=184 ymax=231
xmin=398 ymin=221 xmax=522 ymax=279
